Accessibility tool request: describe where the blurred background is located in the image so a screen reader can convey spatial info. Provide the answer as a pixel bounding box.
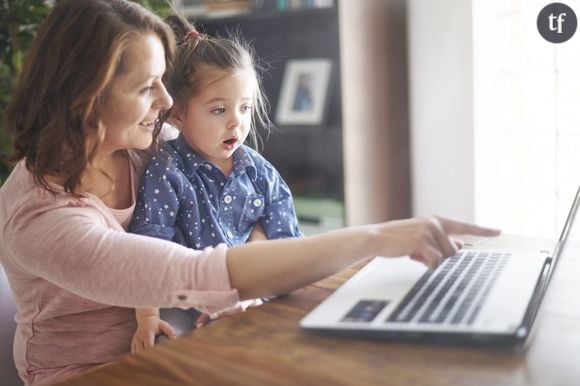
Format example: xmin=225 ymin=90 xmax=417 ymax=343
xmin=3 ymin=1 xmax=580 ymax=385
xmin=3 ymin=0 xmax=579 ymax=239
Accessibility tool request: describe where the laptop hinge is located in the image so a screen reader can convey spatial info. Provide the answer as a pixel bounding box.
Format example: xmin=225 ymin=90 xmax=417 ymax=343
xmin=516 ymin=256 xmax=553 ymax=342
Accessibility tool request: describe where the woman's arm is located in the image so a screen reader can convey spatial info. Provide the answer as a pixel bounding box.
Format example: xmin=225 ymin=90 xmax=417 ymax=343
xmin=227 ymin=216 xmax=500 ymax=300
xmin=4 ymin=205 xmax=238 ymax=313
xmin=5 ymin=197 xmax=497 ymax=311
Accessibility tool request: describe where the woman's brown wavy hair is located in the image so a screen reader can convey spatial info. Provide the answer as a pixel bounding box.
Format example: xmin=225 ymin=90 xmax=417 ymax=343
xmin=5 ymin=0 xmax=175 ymax=194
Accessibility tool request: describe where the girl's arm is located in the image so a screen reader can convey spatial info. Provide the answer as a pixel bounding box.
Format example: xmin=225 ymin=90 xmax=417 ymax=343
xmin=132 ymin=307 xmax=176 ymax=353
xmin=255 ymin=157 xmax=302 ymax=239
xmin=129 ymin=151 xmax=183 ymax=242
xmin=136 ymin=307 xmax=160 ymax=321
xmin=247 ymin=223 xmax=267 ymax=242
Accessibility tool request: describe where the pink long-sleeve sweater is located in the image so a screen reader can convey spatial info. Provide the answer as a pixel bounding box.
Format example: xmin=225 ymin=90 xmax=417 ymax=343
xmin=0 ymin=154 xmax=240 ymax=386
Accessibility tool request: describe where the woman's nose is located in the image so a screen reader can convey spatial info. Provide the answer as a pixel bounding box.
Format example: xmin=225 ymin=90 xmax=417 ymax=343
xmin=156 ymin=83 xmax=173 ymax=110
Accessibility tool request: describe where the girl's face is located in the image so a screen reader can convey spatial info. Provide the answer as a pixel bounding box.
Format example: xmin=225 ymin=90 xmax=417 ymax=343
xmin=173 ymin=68 xmax=256 ymax=174
xmin=99 ymin=34 xmax=173 ymax=154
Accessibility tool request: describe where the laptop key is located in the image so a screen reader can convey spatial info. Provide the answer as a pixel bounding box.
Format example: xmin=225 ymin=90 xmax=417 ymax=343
xmin=387 ymin=251 xmax=510 ymax=326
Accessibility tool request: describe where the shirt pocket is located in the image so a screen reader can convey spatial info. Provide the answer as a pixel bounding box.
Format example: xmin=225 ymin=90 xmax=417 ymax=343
xmin=237 ymin=194 xmax=265 ymax=231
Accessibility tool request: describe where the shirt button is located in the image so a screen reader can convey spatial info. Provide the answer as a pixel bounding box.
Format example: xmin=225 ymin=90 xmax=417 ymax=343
xmin=204 ymin=163 xmax=212 ymax=170
xmin=224 ymin=195 xmax=232 ymax=204
xmin=253 ymin=198 xmax=262 ymax=207
xmin=177 ymin=294 xmax=187 ymax=301
xmin=226 ymin=230 xmax=234 ymax=238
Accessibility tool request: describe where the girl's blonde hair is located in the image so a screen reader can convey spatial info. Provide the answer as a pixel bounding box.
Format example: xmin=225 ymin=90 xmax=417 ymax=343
xmin=164 ymin=15 xmax=271 ymax=150
xmin=6 ymin=0 xmax=175 ymax=194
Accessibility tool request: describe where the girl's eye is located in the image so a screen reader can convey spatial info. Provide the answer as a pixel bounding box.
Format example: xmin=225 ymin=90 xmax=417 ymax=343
xmin=212 ymin=107 xmax=226 ymax=115
xmin=141 ymin=86 xmax=154 ymax=94
xmin=242 ymin=105 xmax=252 ymax=113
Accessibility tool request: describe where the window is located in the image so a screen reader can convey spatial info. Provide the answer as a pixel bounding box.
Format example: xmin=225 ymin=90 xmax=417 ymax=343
xmin=473 ymin=0 xmax=580 ymax=239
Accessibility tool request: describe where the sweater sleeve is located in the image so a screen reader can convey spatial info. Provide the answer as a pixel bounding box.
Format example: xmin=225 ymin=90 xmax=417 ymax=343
xmin=3 ymin=202 xmax=239 ymax=314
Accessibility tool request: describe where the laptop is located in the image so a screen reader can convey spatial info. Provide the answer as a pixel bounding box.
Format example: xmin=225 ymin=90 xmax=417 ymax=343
xmin=300 ymin=186 xmax=580 ymax=347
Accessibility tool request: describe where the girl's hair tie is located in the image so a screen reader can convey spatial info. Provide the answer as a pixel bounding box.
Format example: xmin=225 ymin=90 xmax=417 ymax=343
xmin=186 ymin=29 xmax=202 ymax=39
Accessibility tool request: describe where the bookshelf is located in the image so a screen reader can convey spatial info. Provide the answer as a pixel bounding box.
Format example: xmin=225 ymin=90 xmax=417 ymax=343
xmin=178 ymin=0 xmax=335 ymax=20
xmin=185 ymin=0 xmax=411 ymax=231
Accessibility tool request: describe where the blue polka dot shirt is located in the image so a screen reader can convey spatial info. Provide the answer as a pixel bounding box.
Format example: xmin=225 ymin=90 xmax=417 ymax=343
xmin=129 ymin=135 xmax=302 ymax=248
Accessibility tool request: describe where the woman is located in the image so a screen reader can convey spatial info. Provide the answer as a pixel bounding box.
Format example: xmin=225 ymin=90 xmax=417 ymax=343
xmin=0 ymin=1 xmax=499 ymax=385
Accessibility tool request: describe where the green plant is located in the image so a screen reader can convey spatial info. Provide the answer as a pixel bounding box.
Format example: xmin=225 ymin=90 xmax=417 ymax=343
xmin=136 ymin=0 xmax=173 ymax=17
xmin=0 ymin=0 xmax=172 ymax=185
xmin=0 ymin=0 xmax=50 ymax=184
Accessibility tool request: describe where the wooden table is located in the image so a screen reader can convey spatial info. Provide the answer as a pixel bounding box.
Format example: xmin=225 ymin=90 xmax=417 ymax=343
xmin=57 ymin=236 xmax=580 ymax=386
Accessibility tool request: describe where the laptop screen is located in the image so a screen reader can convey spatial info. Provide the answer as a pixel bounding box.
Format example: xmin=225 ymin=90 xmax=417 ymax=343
xmin=518 ymin=184 xmax=580 ymax=341
xmin=552 ymin=184 xmax=580 ymax=264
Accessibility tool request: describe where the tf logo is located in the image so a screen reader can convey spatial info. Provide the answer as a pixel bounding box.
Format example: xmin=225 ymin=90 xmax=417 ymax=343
xmin=537 ymin=2 xmax=577 ymax=43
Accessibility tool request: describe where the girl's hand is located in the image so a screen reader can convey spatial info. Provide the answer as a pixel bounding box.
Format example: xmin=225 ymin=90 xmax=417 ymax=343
xmin=131 ymin=315 xmax=176 ymax=354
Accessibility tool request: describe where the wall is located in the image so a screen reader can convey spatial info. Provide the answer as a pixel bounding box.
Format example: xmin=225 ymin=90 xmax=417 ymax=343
xmin=339 ymin=0 xmax=411 ymax=225
xmin=407 ymin=0 xmax=475 ymax=220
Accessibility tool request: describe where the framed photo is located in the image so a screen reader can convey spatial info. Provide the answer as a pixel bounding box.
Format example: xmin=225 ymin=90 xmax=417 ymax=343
xmin=275 ymin=59 xmax=332 ymax=126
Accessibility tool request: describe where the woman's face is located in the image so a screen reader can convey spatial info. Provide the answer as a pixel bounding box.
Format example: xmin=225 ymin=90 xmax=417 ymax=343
xmin=99 ymin=34 xmax=173 ymax=153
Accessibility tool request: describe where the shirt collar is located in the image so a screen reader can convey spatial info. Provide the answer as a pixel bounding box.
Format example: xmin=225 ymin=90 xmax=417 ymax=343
xmin=232 ymin=146 xmax=257 ymax=179
xmin=172 ymin=134 xmax=257 ymax=179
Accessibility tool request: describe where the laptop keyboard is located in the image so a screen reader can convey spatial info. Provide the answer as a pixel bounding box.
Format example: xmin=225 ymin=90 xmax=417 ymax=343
xmin=386 ymin=251 xmax=511 ymax=325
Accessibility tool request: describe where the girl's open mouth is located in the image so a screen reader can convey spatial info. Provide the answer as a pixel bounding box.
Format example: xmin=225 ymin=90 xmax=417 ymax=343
xmin=223 ymin=138 xmax=237 ymax=145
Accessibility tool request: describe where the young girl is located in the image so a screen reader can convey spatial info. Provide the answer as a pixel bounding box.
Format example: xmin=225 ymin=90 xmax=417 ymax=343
xmin=128 ymin=17 xmax=303 ymax=351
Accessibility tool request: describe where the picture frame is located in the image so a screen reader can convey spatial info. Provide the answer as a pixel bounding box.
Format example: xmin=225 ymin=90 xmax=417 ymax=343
xmin=275 ymin=58 xmax=333 ymax=126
